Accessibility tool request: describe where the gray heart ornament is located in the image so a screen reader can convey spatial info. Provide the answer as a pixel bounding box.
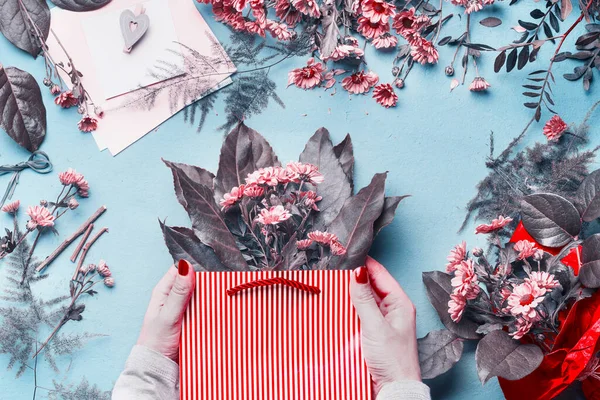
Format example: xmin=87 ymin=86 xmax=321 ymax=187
xmin=120 ymin=9 xmax=149 ymax=53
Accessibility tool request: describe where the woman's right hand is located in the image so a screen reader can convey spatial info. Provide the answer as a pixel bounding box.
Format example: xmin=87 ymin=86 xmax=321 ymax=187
xmin=349 ymin=256 xmax=422 ymax=396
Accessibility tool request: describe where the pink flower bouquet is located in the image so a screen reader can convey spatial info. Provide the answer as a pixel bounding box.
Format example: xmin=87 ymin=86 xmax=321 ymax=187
xmin=161 ymin=123 xmax=405 ymax=271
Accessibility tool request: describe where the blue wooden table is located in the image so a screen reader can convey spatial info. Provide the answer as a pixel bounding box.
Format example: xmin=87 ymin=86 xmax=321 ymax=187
xmin=0 ymin=1 xmax=597 ymax=398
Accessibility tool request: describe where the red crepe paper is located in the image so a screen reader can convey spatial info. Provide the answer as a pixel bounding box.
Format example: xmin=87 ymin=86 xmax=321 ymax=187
xmin=500 ymin=291 xmax=600 ymax=399
xmin=509 ymin=221 xmax=582 ymax=275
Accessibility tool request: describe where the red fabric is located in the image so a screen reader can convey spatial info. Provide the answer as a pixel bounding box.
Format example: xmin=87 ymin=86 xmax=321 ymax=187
xmin=509 ymin=221 xmax=582 ymax=274
xmin=499 ymin=292 xmax=600 ymax=400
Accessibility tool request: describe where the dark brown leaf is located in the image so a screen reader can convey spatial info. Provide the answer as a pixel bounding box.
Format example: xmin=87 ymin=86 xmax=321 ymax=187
xmin=373 ymin=195 xmax=409 ymax=236
xmin=327 ymin=173 xmax=387 ymax=270
xmin=418 ymin=330 xmax=464 ymax=379
xmin=0 ymin=0 xmax=50 ymax=57
xmin=494 ymin=51 xmax=506 ymax=73
xmin=50 ymin=0 xmax=111 ymax=11
xmin=518 ymin=46 xmax=530 ymax=70
xmin=299 ymin=128 xmax=352 ymax=230
xmin=520 ymin=193 xmax=581 ymax=247
xmin=480 ymin=17 xmax=502 ymax=27
xmin=0 ymin=66 xmax=46 ymax=152
xmin=333 ymin=134 xmax=354 ymax=192
xmin=574 ymin=169 xmax=600 ymax=222
xmin=163 ymin=159 xmax=214 ymax=208
xmin=580 ymin=234 xmax=600 ymax=288
xmin=507 ymin=48 xmax=518 ymax=72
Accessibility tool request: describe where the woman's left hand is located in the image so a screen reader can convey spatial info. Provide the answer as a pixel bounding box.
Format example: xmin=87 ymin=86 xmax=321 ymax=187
xmin=136 ymin=259 xmax=196 ymax=362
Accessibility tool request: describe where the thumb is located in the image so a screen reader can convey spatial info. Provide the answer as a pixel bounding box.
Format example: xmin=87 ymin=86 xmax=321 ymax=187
xmin=350 ymin=266 xmax=385 ymax=332
xmin=162 ymin=259 xmax=196 ymax=325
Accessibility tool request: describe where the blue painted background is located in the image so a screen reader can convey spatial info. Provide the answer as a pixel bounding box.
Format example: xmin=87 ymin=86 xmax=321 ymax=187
xmin=0 ymin=1 xmax=598 ymax=398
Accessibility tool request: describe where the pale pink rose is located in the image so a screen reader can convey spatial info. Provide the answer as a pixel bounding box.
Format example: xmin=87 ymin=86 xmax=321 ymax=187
xmin=296 ymin=239 xmax=314 ymax=250
xmin=97 ymin=260 xmax=111 ymax=277
xmin=361 ymin=0 xmax=396 ymax=23
xmin=446 ymin=241 xmax=467 ymax=273
xmin=475 ymin=215 xmax=513 ymax=234
xmin=357 ymin=16 xmax=389 ymax=39
xmin=330 ymin=240 xmax=347 ymax=256
xmin=288 ymin=58 xmax=326 ymax=89
xmin=469 ymin=77 xmax=491 ymax=92
xmin=372 ymin=34 xmax=398 ymax=49
xmin=297 ymin=190 xmax=323 ymax=211
xmin=451 ymin=260 xmax=480 ymax=300
xmin=507 ymin=281 xmax=545 ymax=319
xmin=372 ymin=83 xmax=398 ymax=108
xmin=514 ymin=240 xmax=538 ymax=260
xmin=510 ymin=318 xmax=533 ymax=340
xmin=291 ymin=0 xmax=320 ymax=17
xmin=104 ymin=277 xmax=115 ymax=288
xmin=78 ymin=115 xmax=98 ymax=133
xmin=285 ymin=162 xmax=324 ymax=185
xmin=220 ymin=185 xmax=246 ymax=210
xmin=243 ymin=184 xmax=265 ymax=197
xmin=341 ymin=71 xmax=379 ymax=94
xmin=54 ymin=91 xmax=78 ymax=108
xmin=448 ymin=293 xmax=467 ymax=323
xmin=526 ymin=271 xmax=560 ymax=292
xmin=307 ymin=230 xmax=338 ymax=245
xmin=275 ymin=0 xmax=302 ymax=26
xmin=26 ymin=206 xmax=55 ymax=229
xmin=2 ymin=200 xmax=20 ymax=214
xmin=256 ymin=205 xmax=292 ymax=225
xmin=543 ymin=115 xmax=568 ymax=141
xmin=410 ymin=37 xmax=439 ymax=65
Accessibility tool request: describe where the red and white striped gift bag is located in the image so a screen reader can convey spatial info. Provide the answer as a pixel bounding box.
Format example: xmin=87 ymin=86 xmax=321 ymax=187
xmin=180 ymin=270 xmax=373 ymax=400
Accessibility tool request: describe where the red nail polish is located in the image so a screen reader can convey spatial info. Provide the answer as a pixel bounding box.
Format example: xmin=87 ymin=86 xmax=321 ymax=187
xmin=355 ymin=266 xmax=369 ymax=284
xmin=178 ymin=259 xmax=190 ymax=276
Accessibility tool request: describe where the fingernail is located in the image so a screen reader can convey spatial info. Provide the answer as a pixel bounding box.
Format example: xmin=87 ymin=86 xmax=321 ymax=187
xmin=178 ymin=259 xmax=190 ymax=276
xmin=354 ymin=266 xmax=369 ymax=284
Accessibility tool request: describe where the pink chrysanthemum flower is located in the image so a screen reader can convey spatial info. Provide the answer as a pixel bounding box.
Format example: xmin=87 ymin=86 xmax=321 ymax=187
xmin=78 ymin=115 xmax=98 ymax=133
xmin=446 ymin=241 xmax=467 ymax=273
xmin=288 ymin=58 xmax=326 ymax=89
xmin=448 ymin=293 xmax=467 ymax=323
xmin=285 ymin=162 xmax=325 ymax=185
xmin=357 ymin=16 xmax=389 ymax=39
xmin=275 ymin=0 xmax=302 ymax=26
xmin=325 ymin=44 xmax=364 ymax=61
xmin=230 ymin=0 xmax=248 ymax=11
xmin=543 ymin=115 xmax=568 ymax=141
xmin=341 ymin=71 xmax=379 ymax=94
xmin=330 ymin=240 xmax=347 ymax=256
xmin=475 ymin=215 xmax=513 ymax=234
xmin=2 ymin=200 xmax=20 ymax=214
xmin=514 ymin=240 xmax=538 ymax=260
xmin=296 ymin=239 xmax=314 ymax=250
xmin=372 ymin=83 xmax=398 ymax=108
xmin=392 ymin=8 xmax=417 ymax=37
xmin=507 ymin=281 xmax=545 ymax=319
xmin=213 ymin=3 xmax=246 ymax=30
xmin=58 ymin=168 xmax=81 ymax=186
xmin=54 ymin=91 xmax=78 ymax=108
xmin=27 ymin=206 xmax=55 ymax=229
xmin=510 ymin=318 xmax=533 ymax=340
xmin=527 ymin=271 xmax=560 ymax=293
xmin=372 ymin=33 xmax=398 ymax=49
xmin=410 ymin=37 xmax=439 ymax=64
xmin=243 ymin=184 xmax=265 ymax=197
xmin=291 ymin=0 xmax=320 ymax=17
xmin=297 ymin=190 xmax=323 ymax=211
xmin=220 ymin=185 xmax=246 ymax=210
xmin=76 ymin=178 xmax=90 ymax=197
xmin=98 ymin=260 xmax=111 ymax=277
xmin=256 ymin=205 xmax=292 ymax=225
xmin=451 ymin=260 xmax=480 ymax=300
xmin=361 ymin=0 xmax=396 ymax=23
xmin=469 ymin=77 xmax=491 ymax=92
xmin=246 ymin=167 xmax=291 ymax=186
xmin=307 ymin=230 xmax=338 ymax=245
xmin=267 ymin=21 xmax=294 ymax=40
xmin=68 ymin=198 xmax=79 ymax=210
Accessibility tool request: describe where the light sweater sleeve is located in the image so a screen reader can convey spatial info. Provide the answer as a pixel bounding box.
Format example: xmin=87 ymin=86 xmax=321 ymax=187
xmin=112 ymin=345 xmax=179 ymax=400
xmin=377 ymin=381 xmax=432 ymax=400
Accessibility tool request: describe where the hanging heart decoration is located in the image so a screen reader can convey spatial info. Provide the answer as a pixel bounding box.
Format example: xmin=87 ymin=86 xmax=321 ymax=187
xmin=120 ymin=6 xmax=149 ymax=53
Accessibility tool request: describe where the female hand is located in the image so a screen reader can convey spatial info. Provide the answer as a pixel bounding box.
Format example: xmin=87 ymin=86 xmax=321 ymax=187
xmin=350 ymin=256 xmax=421 ymax=396
xmin=136 ymin=259 xmax=196 ymax=362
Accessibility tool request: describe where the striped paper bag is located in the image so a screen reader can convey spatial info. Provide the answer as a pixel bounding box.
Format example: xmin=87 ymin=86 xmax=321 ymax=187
xmin=180 ymin=270 xmax=373 ymax=400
